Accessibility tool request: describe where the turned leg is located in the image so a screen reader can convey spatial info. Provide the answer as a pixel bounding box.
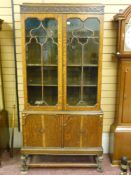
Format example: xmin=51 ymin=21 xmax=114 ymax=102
xmin=21 ymin=155 xmax=28 ymax=172
xmin=96 ymin=156 xmax=103 ymax=173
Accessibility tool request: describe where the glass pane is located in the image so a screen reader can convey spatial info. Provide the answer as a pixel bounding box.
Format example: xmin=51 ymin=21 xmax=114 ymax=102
xmin=42 ymin=38 xmax=57 ymax=65
xmin=84 ymin=18 xmax=100 ymax=36
xmin=27 ymin=67 xmax=41 ymax=85
xmin=67 ymin=18 xmax=99 ymax=106
xmin=25 ymin=18 xmax=40 ymax=37
xmin=28 ymin=86 xmax=42 ymax=105
xmin=83 ymin=67 xmax=98 ymax=85
xmin=84 ymin=39 xmax=99 ymax=64
xmin=67 ymin=67 xmax=81 ymax=85
xmin=44 ymin=87 xmax=58 ymax=105
xmin=26 ymin=38 xmax=41 ymax=65
xmin=83 ymin=87 xmax=97 ymax=106
xmin=25 ymin=18 xmax=58 ymax=106
xmin=43 ymin=67 xmax=57 ymax=85
xmin=124 ymin=18 xmax=131 ymax=51
xmin=67 ymin=87 xmax=81 ymax=105
xmin=67 ymin=38 xmax=82 ymax=65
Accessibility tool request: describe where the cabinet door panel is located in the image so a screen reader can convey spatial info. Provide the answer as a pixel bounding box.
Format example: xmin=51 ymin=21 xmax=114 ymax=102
xmin=82 ymin=116 xmax=102 ymax=147
xmin=122 ymin=63 xmax=131 ymax=123
xmin=63 ymin=115 xmax=102 ymax=148
xmin=23 ymin=114 xmax=61 ymax=147
xmin=44 ymin=115 xmax=61 ymax=147
xmin=63 ymin=115 xmax=81 ymax=147
xmin=23 ymin=115 xmax=43 ymax=147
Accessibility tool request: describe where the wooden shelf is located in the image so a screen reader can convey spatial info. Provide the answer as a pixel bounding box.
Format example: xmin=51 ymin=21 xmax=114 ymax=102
xmin=67 ymin=84 xmax=97 ymax=87
xmin=27 ymin=64 xmax=57 ymax=67
xmin=27 ymin=64 xmax=41 ymax=66
xmin=44 ymin=64 xmax=57 ymax=67
xmin=84 ymin=85 xmax=97 ymax=87
xmin=28 ymin=84 xmax=42 ymax=86
xmin=44 ymin=84 xmax=58 ymax=87
xmin=28 ymin=162 xmax=97 ymax=168
xmin=28 ymin=84 xmax=57 ymax=87
xmin=67 ymin=64 xmax=98 ymax=67
xmin=26 ymin=154 xmax=99 ymax=168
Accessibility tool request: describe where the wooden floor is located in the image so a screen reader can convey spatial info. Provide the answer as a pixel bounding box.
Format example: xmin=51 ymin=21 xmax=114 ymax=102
xmin=0 ymin=151 xmax=121 ymax=175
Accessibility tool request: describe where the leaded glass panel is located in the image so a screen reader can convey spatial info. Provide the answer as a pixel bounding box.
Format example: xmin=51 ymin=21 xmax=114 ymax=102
xmin=25 ymin=18 xmax=58 ymax=106
xmin=67 ymin=18 xmax=100 ymax=106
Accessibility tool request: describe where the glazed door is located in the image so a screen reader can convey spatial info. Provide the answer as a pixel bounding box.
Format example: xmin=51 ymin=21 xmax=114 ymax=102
xmin=63 ymin=14 xmax=103 ymax=111
xmin=22 ymin=14 xmax=62 ymax=110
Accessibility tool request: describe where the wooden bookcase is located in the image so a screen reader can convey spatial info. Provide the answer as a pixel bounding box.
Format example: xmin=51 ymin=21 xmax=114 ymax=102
xmin=20 ymin=4 xmax=104 ymax=171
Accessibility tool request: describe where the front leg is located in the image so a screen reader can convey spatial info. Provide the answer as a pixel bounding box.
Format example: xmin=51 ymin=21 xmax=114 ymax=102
xmin=21 ymin=155 xmax=28 ymax=172
xmin=96 ymin=156 xmax=103 ymax=173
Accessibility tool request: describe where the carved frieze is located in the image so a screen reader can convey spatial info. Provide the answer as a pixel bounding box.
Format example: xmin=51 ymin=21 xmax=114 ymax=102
xmin=20 ymin=4 xmax=104 ymax=14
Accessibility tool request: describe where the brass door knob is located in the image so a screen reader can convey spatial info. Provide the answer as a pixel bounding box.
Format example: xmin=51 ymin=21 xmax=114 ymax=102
xmin=38 ymin=128 xmax=45 ymax=133
xmin=80 ymin=129 xmax=86 ymax=135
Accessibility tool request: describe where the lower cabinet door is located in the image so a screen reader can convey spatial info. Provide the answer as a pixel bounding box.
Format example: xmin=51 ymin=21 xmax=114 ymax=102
xmin=82 ymin=116 xmax=102 ymax=147
xmin=44 ymin=115 xmax=61 ymax=147
xmin=63 ymin=115 xmax=81 ymax=147
xmin=23 ymin=114 xmax=102 ymax=148
xmin=63 ymin=115 xmax=102 ymax=147
xmin=23 ymin=114 xmax=61 ymax=147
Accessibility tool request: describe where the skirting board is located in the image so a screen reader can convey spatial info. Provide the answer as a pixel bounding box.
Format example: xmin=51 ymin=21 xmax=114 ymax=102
xmin=9 ymin=128 xmax=109 ymax=154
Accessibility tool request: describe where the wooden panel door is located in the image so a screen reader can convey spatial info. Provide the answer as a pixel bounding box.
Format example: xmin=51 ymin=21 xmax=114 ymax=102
xmin=82 ymin=116 xmax=102 ymax=147
xmin=23 ymin=114 xmax=61 ymax=147
xmin=63 ymin=115 xmax=81 ymax=147
xmin=23 ymin=114 xmax=43 ymax=147
xmin=63 ymin=115 xmax=102 ymax=148
xmin=44 ymin=115 xmax=61 ymax=147
xmin=122 ymin=61 xmax=131 ymax=123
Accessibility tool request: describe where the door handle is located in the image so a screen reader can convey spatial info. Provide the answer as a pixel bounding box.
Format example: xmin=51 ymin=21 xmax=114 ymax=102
xmin=124 ymin=94 xmax=127 ymax=100
xmin=80 ymin=128 xmax=86 ymax=135
xmin=38 ymin=128 xmax=45 ymax=134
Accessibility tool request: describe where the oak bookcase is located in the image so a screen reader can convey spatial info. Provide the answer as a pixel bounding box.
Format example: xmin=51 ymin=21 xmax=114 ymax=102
xmin=20 ymin=3 xmax=104 ymax=172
